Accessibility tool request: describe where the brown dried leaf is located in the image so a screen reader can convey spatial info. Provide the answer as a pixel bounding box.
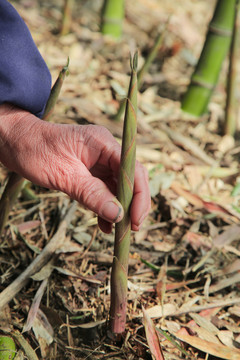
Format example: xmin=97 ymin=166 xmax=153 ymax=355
xmin=32 ymin=309 xmax=54 ymax=358
xmin=23 ymin=278 xmax=48 ymax=332
xmin=142 ymin=306 xmax=165 ymax=360
xmin=213 ymin=225 xmax=240 ymax=248
xmin=174 ymin=332 xmax=240 ymax=360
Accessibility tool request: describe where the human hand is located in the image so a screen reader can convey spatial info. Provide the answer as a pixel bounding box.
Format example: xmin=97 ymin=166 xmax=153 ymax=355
xmin=0 ymin=104 xmax=151 ymax=233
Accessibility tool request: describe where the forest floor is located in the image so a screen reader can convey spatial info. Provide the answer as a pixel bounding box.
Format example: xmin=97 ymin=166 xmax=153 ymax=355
xmin=1 ymin=0 xmax=240 ymax=359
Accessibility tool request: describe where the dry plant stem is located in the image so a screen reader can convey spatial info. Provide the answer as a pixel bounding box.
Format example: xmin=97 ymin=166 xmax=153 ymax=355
xmin=60 ymin=0 xmax=74 ymax=36
xmin=0 ymin=60 xmax=69 ymax=235
xmin=0 ymin=174 xmax=25 ymax=235
xmin=0 ymin=201 xmax=76 ymax=309
xmin=110 ymin=53 xmax=138 ymax=334
xmin=225 ymin=0 xmax=240 ymax=136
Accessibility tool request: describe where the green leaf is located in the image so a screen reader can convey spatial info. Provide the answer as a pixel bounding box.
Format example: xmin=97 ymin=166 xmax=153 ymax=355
xmin=0 ymin=336 xmax=16 ymax=360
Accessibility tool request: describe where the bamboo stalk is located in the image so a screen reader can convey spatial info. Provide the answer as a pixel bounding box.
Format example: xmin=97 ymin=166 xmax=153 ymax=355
xmin=225 ymin=0 xmax=240 ymax=135
xmin=181 ymin=0 xmax=237 ymax=116
xmin=101 ymin=0 xmax=124 ymax=39
xmin=0 ymin=60 xmax=69 ymax=235
xmin=109 ymin=52 xmax=138 ymax=334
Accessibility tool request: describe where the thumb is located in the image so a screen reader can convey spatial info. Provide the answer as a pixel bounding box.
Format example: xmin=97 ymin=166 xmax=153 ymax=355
xmin=70 ymin=174 xmax=123 ymax=224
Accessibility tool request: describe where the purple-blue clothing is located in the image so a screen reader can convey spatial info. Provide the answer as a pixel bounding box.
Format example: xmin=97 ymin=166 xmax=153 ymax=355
xmin=0 ymin=0 xmax=51 ymax=118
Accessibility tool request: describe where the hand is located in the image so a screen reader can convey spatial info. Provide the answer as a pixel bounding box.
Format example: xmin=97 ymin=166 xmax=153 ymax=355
xmin=0 ymin=104 xmax=151 ymax=233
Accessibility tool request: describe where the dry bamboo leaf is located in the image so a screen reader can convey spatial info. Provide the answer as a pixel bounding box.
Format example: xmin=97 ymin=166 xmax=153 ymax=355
xmin=16 ymin=220 xmax=41 ymax=234
xmin=23 ymin=278 xmax=49 ymax=333
xmin=183 ymin=231 xmax=212 ymax=251
xmin=152 ymin=241 xmax=175 ymax=252
xmin=209 ymin=273 xmax=240 ymax=294
xmin=217 ymin=134 xmax=235 ymax=154
xmin=188 ymin=324 xmax=220 ymax=345
xmin=171 ymin=182 xmax=236 ymax=219
xmin=221 ymin=259 xmax=240 ymax=275
xmin=31 ymin=261 xmax=53 ymax=281
xmin=142 ymin=306 xmax=165 ymax=360
xmin=224 ymin=245 xmax=240 ymax=256
xmin=139 ymin=304 xmax=177 ymax=319
xmin=185 ymin=165 xmax=239 ymax=178
xmin=160 ymin=123 xmax=215 ymax=165
xmin=174 ymin=332 xmax=240 ymax=360
xmin=189 ymin=313 xmax=219 ymax=335
xmin=229 ymin=306 xmax=240 ymax=317
xmin=171 ymin=182 xmax=205 ymax=207
xmin=32 ymin=309 xmax=54 ymax=358
xmin=217 ymin=330 xmax=234 ymax=348
xmin=213 ymin=225 xmax=240 ymax=248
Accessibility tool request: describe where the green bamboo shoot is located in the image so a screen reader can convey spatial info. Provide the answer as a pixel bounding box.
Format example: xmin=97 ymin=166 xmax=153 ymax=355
xmin=181 ymin=0 xmax=237 ymax=116
xmin=0 ymin=60 xmax=69 ymax=235
xmin=101 ymin=0 xmax=124 ymax=39
xmin=110 ymin=52 xmax=138 ymax=334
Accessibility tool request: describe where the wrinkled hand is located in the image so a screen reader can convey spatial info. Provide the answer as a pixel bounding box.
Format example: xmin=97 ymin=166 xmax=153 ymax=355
xmin=0 ymin=104 xmax=151 ymax=233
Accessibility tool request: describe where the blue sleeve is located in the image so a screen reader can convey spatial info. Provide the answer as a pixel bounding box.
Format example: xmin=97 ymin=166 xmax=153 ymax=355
xmin=0 ymin=0 xmax=52 ymax=118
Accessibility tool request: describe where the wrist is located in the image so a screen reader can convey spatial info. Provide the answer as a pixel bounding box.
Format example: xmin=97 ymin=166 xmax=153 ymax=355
xmin=0 ymin=104 xmax=41 ymax=170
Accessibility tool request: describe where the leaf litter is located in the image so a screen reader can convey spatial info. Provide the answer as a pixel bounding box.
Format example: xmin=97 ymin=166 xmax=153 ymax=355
xmin=0 ymin=0 xmax=240 ymax=359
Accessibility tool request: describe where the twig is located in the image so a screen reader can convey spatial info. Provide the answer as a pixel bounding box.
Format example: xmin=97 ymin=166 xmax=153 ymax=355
xmin=79 ymin=225 xmax=98 ymax=259
xmin=0 ymin=201 xmax=76 ymax=309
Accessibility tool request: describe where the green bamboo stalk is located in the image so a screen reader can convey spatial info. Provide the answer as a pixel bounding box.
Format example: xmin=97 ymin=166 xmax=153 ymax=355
xmin=113 ymin=30 xmax=165 ymax=121
xmin=110 ymin=52 xmax=138 ymax=334
xmin=181 ymin=0 xmax=237 ymax=117
xmin=101 ymin=0 xmax=124 ymax=39
xmin=225 ymin=0 xmax=240 ymax=135
xmin=60 ymin=0 xmax=74 ymax=36
xmin=0 ymin=60 xmax=69 ymax=235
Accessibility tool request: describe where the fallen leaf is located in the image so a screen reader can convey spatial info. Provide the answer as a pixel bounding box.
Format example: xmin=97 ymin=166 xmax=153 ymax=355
xmin=32 ymin=309 xmax=54 ymax=358
xmin=209 ymin=273 xmax=240 ymax=294
xmin=142 ymin=306 xmax=165 ymax=360
xmin=16 ymin=220 xmax=41 ymax=234
xmin=217 ymin=330 xmax=234 ymax=348
xmin=213 ymin=225 xmax=240 ymax=248
xmin=0 ymin=336 xmax=16 ymax=360
xmin=23 ymin=278 xmax=49 ymax=332
xmin=139 ymin=304 xmax=177 ymax=319
xmin=174 ymin=332 xmax=240 ymax=360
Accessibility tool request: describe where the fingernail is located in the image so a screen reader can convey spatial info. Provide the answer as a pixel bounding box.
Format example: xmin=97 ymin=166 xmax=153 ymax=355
xmin=101 ymin=201 xmax=123 ymax=223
